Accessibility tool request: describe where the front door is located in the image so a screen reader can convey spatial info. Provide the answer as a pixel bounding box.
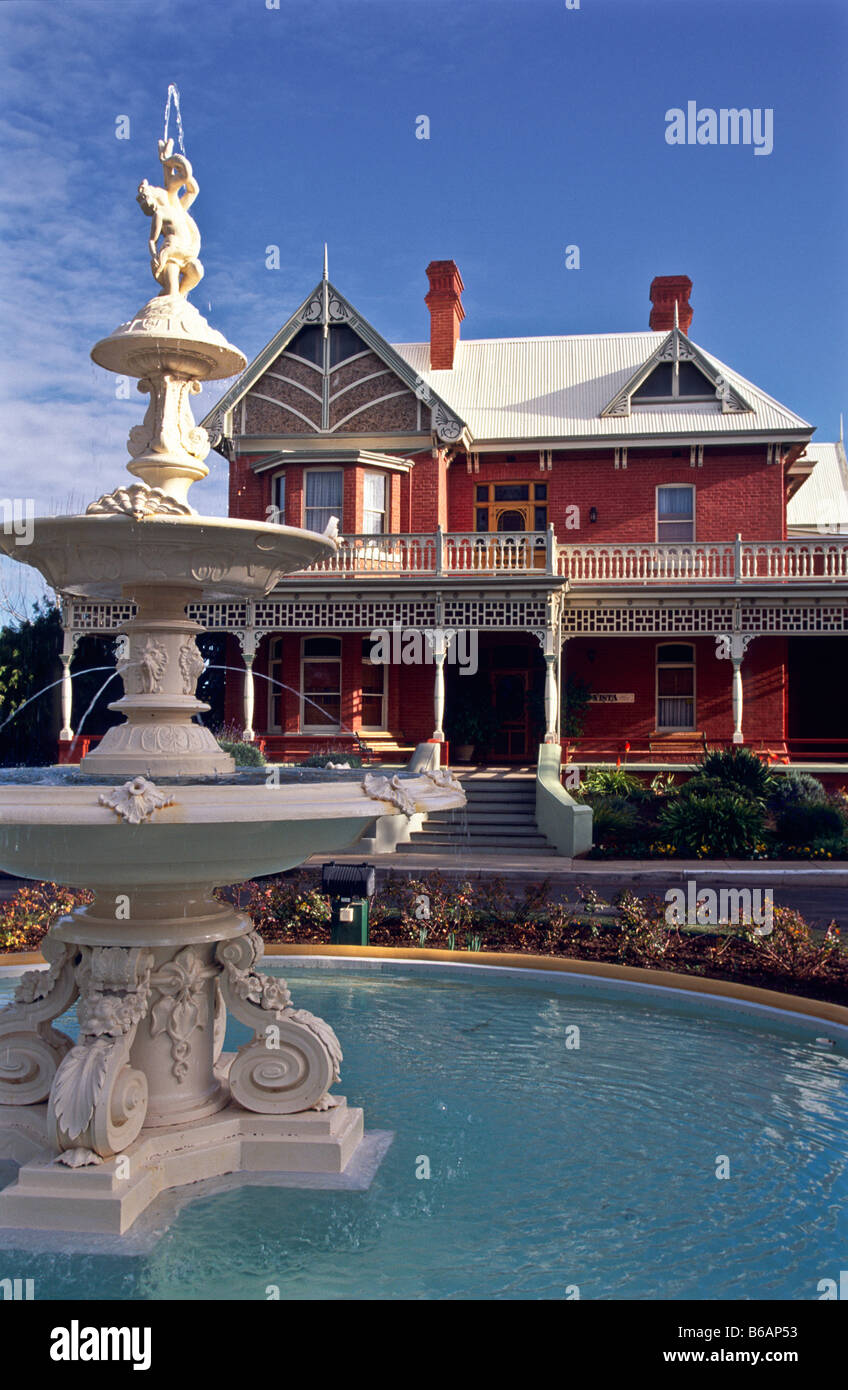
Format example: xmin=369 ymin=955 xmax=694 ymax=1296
xmin=490 ymin=670 xmax=529 ymax=760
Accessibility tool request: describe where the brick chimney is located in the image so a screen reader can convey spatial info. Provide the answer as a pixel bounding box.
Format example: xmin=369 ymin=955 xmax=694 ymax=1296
xmin=425 ymin=260 xmax=465 ymax=369
xmin=649 ymin=275 xmax=693 ymax=333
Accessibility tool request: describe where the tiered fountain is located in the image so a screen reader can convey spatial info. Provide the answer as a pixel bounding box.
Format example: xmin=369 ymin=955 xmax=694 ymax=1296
xmin=0 ymin=130 xmax=464 ymax=1233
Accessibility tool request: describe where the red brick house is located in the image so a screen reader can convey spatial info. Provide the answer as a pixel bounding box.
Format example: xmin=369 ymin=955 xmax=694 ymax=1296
xmin=59 ymin=265 xmax=848 ymax=768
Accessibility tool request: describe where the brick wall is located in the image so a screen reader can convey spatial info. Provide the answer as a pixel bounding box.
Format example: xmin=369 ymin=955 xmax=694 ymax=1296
xmin=566 ymin=635 xmax=787 ymax=743
xmin=448 ymin=447 xmax=785 ymax=541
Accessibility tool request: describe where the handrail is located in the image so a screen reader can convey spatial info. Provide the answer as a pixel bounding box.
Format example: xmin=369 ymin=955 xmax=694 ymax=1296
xmin=289 ymin=530 xmax=848 ymax=583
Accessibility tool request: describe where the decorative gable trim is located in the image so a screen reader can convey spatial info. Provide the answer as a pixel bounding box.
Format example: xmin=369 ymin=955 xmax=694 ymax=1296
xmin=202 ymin=279 xmax=469 ymax=448
xmin=600 ymin=327 xmax=754 ymax=418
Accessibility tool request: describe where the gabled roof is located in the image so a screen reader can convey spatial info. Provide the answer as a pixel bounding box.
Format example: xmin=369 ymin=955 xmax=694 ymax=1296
xmin=392 ymin=333 xmax=812 ymax=444
xmin=787 ymin=441 xmax=848 ymax=534
xmin=200 ymin=279 xmax=467 ymax=446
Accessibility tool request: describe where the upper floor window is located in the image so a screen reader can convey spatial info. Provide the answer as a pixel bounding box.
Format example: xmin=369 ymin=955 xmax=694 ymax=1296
xmin=474 ymin=481 xmax=548 ymax=533
xmin=633 ymin=361 xmax=716 ymax=402
xmin=304 ymin=469 xmax=342 ymax=534
xmin=271 ymin=472 xmax=285 ymax=525
xmin=657 ymin=485 xmax=694 ymax=542
xmin=363 ymin=472 xmax=387 ymax=534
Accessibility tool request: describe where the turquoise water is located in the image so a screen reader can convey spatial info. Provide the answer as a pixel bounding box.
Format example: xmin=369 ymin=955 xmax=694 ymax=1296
xmin=0 ymin=962 xmax=846 ymax=1300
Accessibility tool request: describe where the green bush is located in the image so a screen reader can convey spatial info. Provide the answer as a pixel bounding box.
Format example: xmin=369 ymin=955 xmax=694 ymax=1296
xmin=659 ymin=789 xmax=766 ymax=858
xmin=768 ymin=771 xmax=827 ymax=811
xmin=775 ymin=802 xmax=844 ymax=845
xmin=589 ymin=797 xmax=643 ymax=848
xmin=581 ymin=767 xmax=646 ymax=799
xmin=697 ymin=748 xmax=773 ymax=800
xmin=218 ymin=739 xmax=265 ymax=767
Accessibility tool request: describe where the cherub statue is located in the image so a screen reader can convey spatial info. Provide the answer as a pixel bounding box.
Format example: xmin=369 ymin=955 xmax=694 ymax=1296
xmin=137 ymin=138 xmax=204 ymax=297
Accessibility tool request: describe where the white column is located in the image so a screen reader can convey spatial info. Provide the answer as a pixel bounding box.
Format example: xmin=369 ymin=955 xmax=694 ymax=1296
xmin=242 ymin=653 xmax=256 ymax=742
xmin=432 ymin=647 xmax=446 ymax=741
xmin=715 ymin=633 xmax=753 ymax=745
xmin=238 ymin=621 xmax=258 ymax=744
xmin=543 ymin=652 xmax=558 ymax=743
xmin=59 ymin=652 xmax=74 ymax=741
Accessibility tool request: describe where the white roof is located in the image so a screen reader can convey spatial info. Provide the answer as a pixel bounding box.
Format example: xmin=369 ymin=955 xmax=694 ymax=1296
xmin=787 ymin=442 xmax=848 ymax=533
xmin=393 ymin=332 xmax=812 ymax=442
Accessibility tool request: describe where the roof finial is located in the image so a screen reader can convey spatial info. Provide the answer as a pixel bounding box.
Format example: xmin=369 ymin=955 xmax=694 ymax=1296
xmin=673 ymin=298 xmax=680 ymax=330
xmin=840 ymin=412 xmax=844 ymax=444
xmin=323 ymin=243 xmax=328 ymax=282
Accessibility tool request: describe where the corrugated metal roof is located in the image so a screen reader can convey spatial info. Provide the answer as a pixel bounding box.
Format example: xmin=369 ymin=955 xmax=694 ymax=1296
xmin=392 ymin=333 xmax=812 ymax=442
xmin=787 ymin=442 xmax=848 ymax=532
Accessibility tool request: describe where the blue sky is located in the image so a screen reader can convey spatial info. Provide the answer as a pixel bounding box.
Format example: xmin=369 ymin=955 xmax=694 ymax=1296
xmin=0 ymin=0 xmax=846 ymax=609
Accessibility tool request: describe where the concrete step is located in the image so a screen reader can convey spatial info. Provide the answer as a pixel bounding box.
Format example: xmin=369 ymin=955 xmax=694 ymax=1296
xmin=427 ymin=811 xmax=538 ymax=825
xmin=402 ymin=841 xmax=558 ymax=857
xmin=410 ymin=826 xmax=552 ymax=843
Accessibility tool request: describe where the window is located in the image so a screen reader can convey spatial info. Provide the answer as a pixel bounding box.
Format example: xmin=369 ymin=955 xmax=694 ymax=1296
xmin=268 ymin=637 xmax=284 ymax=731
xmin=633 ymin=361 xmax=716 ymax=401
xmin=360 ymin=637 xmax=387 ymax=729
xmin=363 ymin=472 xmax=387 ymax=534
xmin=657 ymin=643 xmax=695 ymax=730
xmin=474 ymin=481 xmax=548 ymax=532
xmin=304 ymin=469 xmax=342 ymax=534
xmin=301 ymin=636 xmax=342 ymax=730
xmin=657 ymin=485 xmax=694 ymax=542
xmin=271 ymin=472 xmax=285 ymax=525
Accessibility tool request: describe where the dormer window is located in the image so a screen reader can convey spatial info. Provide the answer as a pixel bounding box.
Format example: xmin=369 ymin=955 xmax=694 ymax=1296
xmin=633 ymin=360 xmax=717 ymax=403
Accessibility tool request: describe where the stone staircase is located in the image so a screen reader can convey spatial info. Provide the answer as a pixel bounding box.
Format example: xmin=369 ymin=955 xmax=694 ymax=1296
xmin=405 ymin=770 xmax=558 ymax=857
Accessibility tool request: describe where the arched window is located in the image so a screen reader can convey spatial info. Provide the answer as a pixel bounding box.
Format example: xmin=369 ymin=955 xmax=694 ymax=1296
xmin=301 ymin=637 xmax=342 ymax=730
xmin=656 ymin=643 xmax=695 ymax=730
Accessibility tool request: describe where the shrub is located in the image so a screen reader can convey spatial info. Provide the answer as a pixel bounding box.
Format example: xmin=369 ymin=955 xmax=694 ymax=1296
xmin=244 ymin=874 xmax=331 ymax=938
xmin=743 ymin=908 xmax=841 ymax=980
xmin=767 ymin=771 xmax=827 ymax=811
xmin=581 ymin=767 xmax=646 ymax=799
xmin=588 ymin=798 xmax=643 ymax=848
xmin=0 ymin=881 xmax=93 ymax=951
xmin=775 ymin=803 xmax=845 ymax=846
xmin=218 ymin=739 xmax=265 ymax=767
xmin=659 ymin=789 xmax=766 ymax=858
xmin=697 ymin=748 xmax=773 ymax=800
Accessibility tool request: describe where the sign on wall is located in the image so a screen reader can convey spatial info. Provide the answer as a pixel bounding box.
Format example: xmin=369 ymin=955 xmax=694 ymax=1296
xmin=587 ymin=693 xmax=636 ymax=704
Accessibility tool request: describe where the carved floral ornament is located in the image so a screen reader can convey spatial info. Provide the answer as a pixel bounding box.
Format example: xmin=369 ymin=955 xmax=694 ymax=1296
xmin=99 ymin=777 xmax=175 ymax=824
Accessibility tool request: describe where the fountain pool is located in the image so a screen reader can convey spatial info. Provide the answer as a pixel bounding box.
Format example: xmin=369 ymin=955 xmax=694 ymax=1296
xmin=1 ymin=958 xmax=845 ymax=1300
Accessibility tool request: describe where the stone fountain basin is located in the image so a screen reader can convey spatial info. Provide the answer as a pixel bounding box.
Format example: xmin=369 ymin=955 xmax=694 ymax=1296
xmin=0 ymin=777 xmax=465 ymax=888
xmin=0 ymin=514 xmax=336 ymax=600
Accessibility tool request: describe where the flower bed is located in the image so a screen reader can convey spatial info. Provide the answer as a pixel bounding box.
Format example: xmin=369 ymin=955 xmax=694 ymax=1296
xmin=3 ymin=868 xmax=845 ymax=1007
xmin=574 ymin=752 xmax=848 ymax=860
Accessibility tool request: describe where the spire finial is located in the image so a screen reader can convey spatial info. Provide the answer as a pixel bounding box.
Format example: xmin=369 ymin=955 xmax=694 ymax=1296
xmin=840 ymin=412 xmax=844 ymax=444
xmin=323 ymin=243 xmax=328 ymax=282
xmin=673 ymin=298 xmax=680 ymax=330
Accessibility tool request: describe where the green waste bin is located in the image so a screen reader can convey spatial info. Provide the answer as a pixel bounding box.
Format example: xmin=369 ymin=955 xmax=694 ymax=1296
xmin=321 ymin=862 xmax=376 ymax=946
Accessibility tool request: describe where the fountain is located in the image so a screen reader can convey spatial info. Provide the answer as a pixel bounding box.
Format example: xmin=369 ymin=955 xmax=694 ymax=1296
xmin=0 ymin=125 xmax=464 ymax=1233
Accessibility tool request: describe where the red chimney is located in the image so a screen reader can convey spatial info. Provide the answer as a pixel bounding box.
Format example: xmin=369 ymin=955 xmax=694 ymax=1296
xmin=425 ymin=260 xmax=465 ymax=369
xmin=649 ymin=275 xmax=693 ymax=333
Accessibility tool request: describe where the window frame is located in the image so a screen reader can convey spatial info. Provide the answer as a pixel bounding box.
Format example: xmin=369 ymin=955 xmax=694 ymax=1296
xmin=655 ymin=483 xmax=695 ymax=544
xmin=270 ymin=471 xmax=286 ymax=526
xmin=655 ymin=641 xmax=696 ymax=732
xmin=362 ymin=470 xmax=388 ymax=535
xmin=300 ymin=635 xmax=342 ymax=732
xmin=303 ymin=467 xmax=343 ymax=534
xmin=360 ymin=636 xmax=387 ymax=731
